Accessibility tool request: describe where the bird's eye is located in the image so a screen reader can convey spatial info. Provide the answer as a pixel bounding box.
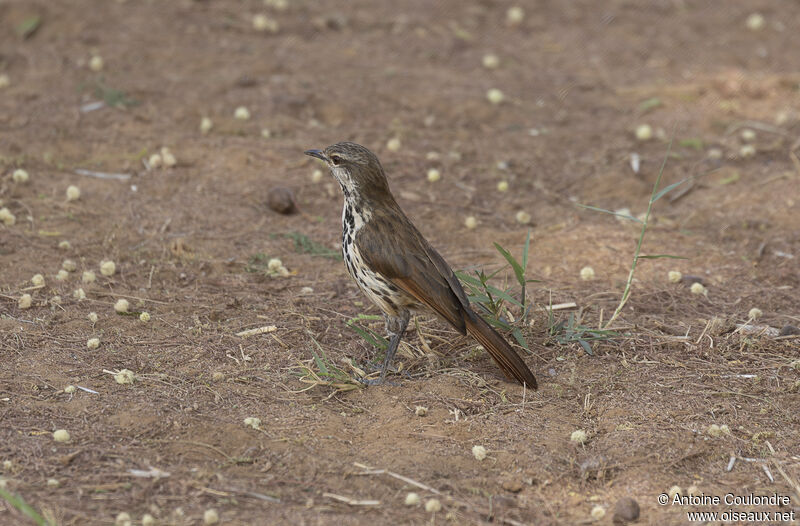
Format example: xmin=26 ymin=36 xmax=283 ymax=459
xmin=330 ymin=155 xmax=342 ymax=166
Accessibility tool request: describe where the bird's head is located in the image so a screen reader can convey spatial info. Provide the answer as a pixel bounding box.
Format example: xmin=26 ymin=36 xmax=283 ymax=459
xmin=304 ymin=142 xmax=391 ymax=202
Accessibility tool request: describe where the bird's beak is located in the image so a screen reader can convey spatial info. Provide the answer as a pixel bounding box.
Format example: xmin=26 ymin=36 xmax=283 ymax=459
xmin=304 ymin=149 xmax=328 ymax=162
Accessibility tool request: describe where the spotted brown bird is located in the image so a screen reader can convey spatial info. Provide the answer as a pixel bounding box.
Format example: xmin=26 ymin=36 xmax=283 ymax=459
xmin=305 ymin=142 xmax=537 ymax=388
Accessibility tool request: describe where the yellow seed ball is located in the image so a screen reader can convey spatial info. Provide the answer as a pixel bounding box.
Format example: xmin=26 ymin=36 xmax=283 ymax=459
xmin=261 ymin=128 xmax=272 ymax=139
xmin=425 ymin=498 xmax=442 ymax=513
xmin=141 ymin=514 xmax=156 ymax=526
xmin=748 ymin=308 xmax=762 ymax=320
xmin=506 ymin=6 xmax=525 ymax=25
xmin=148 ymin=153 xmax=162 ymax=169
xmin=1 ymin=460 xmax=10 ymax=470
xmin=668 ymin=270 xmax=682 ymax=283
xmin=739 ymin=144 xmax=756 ymax=158
xmin=386 ymin=138 xmax=401 ymax=152
xmin=53 ymin=429 xmax=71 ymax=442
xmin=0 ymin=74 xmax=9 ymax=89
xmin=31 ymin=274 xmax=45 ymax=286
xmin=426 ymin=168 xmax=441 ymax=182
xmin=114 ymin=369 xmax=135 ymax=384
xmin=720 ymin=424 xmax=731 ymax=435
xmin=73 ymin=288 xmax=86 ymax=300
xmin=100 ymin=260 xmax=116 ymax=276
xmin=515 ymin=211 xmax=531 ymax=224
xmin=62 ymin=259 xmax=77 ymax=272
xmin=414 ymin=406 xmax=428 ymax=416
xmin=252 ymin=14 xmax=278 ymax=32
xmin=64 ymin=385 xmax=77 ymax=394
xmin=590 ymin=505 xmax=606 ymax=520
xmin=47 ymin=478 xmax=60 ymax=488
xmin=668 ymin=485 xmax=681 ymax=500
xmin=203 ymin=508 xmax=219 ymax=525
xmin=161 ymin=148 xmax=177 ymax=167
xmin=405 ymin=492 xmax=421 ymax=506
xmin=115 ymin=512 xmax=131 ymax=526
xmin=18 ymin=294 xmax=32 ymax=309
xmin=66 ymin=185 xmax=81 ymax=201
xmin=55 ymin=269 xmax=69 ymax=282
xmin=12 ymin=169 xmax=29 ymax=184
xmin=139 ymin=312 xmax=151 ymax=322
xmin=244 ymin=417 xmax=261 ymax=429
xmin=267 ymin=258 xmax=283 ymax=271
xmin=472 ymin=445 xmax=487 ymax=461
xmin=635 ymin=124 xmax=653 ymax=141
xmin=58 ymin=240 xmax=71 ymax=250
xmin=0 ymin=207 xmax=16 ymax=226
xmin=690 ymin=282 xmax=706 ymax=295
xmin=740 ymin=128 xmax=756 ymax=142
xmin=200 ymin=117 xmax=213 ymax=134
xmin=87 ymin=337 xmax=100 ymax=350
xmin=707 ymin=424 xmax=722 ymax=437
xmin=234 ymin=106 xmax=251 ymax=120
xmin=497 ymin=180 xmax=509 ymax=192
xmin=570 ymin=429 xmax=588 ymax=444
xmin=746 ymin=12 xmax=765 ymax=31
xmin=464 ymin=216 xmax=478 ymax=229
xmin=212 ymin=371 xmax=225 ymax=382
xmin=50 ymin=295 xmax=62 ymax=306
xmin=482 ymin=54 xmax=500 ymax=69
xmin=580 ymin=266 xmax=595 ymax=281
xmin=88 ymin=312 xmax=98 ymax=323
xmin=486 ymin=88 xmax=505 ymax=105
xmin=311 ymin=169 xmax=324 ymax=183
xmin=114 ymin=298 xmax=130 ymax=313
xmin=82 ymin=270 xmax=96 ymax=283
xmin=89 ymin=55 xmax=104 ymax=72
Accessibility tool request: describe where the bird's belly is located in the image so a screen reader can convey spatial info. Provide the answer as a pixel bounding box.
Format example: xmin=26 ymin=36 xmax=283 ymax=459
xmin=342 ymin=240 xmax=417 ymax=316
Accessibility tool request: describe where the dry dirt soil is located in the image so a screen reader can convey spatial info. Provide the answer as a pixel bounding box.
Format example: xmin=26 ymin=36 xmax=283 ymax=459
xmin=1 ymin=1 xmax=799 ymax=525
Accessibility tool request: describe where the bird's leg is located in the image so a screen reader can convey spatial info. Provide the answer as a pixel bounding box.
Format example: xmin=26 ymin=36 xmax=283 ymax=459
xmin=361 ymin=311 xmax=409 ymax=385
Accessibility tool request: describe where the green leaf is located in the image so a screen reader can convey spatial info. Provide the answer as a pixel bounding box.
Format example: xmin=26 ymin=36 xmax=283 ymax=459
xmin=511 ymin=327 xmax=529 ymax=351
xmin=17 ymin=16 xmax=42 ymax=39
xmin=522 ymin=230 xmax=531 ymax=270
xmin=651 ymin=177 xmax=690 ymax=203
xmin=0 ymin=487 xmax=51 ymax=525
xmin=578 ymin=340 xmax=594 ymax=356
xmin=638 ymin=97 xmax=662 ymax=112
xmin=455 ymin=271 xmax=483 ymax=288
xmin=575 ymin=204 xmax=643 ymax=223
xmin=679 ymin=138 xmax=703 ymax=150
xmin=482 ymin=283 xmax=523 ymax=307
xmin=637 ymin=254 xmax=688 ymax=259
xmin=494 ymin=242 xmax=525 ymax=286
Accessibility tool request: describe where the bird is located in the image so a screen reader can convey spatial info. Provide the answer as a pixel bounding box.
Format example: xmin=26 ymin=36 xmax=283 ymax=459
xmin=304 ymin=142 xmax=537 ymax=388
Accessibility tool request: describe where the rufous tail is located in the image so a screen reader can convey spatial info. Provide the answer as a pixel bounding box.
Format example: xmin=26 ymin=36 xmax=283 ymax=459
xmin=464 ymin=312 xmax=537 ymax=389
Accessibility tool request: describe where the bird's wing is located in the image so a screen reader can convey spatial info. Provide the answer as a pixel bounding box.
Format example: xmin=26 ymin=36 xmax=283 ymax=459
xmin=356 ymin=212 xmax=467 ymax=334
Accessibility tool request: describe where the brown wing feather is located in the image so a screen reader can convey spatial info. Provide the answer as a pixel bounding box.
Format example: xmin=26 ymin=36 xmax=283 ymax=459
xmin=356 ymin=204 xmax=536 ymax=388
xmin=357 ymin=210 xmax=466 ymax=333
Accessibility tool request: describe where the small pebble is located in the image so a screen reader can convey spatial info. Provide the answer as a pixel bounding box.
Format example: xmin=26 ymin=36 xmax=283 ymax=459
xmin=612 ymin=497 xmax=640 ymax=523
xmin=267 ymin=187 xmax=298 ymax=214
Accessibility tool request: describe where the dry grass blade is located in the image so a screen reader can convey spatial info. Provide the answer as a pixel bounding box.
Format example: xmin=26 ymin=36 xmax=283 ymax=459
xmin=323 ymin=493 xmax=380 ymax=506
